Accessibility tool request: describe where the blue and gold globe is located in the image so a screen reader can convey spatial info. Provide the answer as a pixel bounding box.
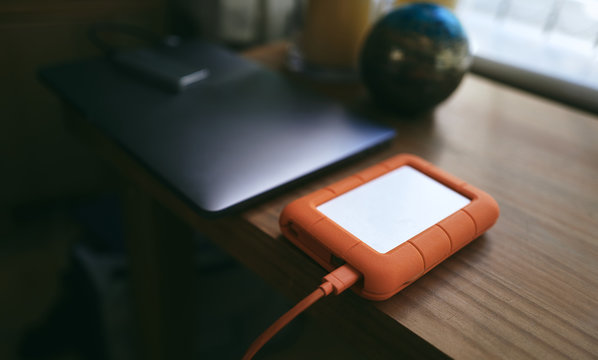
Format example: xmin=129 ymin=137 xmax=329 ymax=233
xmin=360 ymin=3 xmax=471 ymax=115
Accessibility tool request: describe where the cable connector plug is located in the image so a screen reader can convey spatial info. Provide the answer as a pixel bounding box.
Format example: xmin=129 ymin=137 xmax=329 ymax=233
xmin=321 ymin=263 xmax=361 ymax=295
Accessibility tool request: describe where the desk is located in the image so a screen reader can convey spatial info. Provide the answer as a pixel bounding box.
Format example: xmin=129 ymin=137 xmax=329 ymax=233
xmin=65 ymin=43 xmax=598 ymax=359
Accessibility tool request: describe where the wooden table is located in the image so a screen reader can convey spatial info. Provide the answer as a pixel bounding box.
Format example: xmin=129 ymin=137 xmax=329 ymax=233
xmin=67 ymin=43 xmax=598 ymax=359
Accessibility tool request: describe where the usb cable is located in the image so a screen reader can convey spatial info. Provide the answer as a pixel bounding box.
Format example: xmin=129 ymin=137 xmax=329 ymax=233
xmin=242 ymin=264 xmax=361 ymax=359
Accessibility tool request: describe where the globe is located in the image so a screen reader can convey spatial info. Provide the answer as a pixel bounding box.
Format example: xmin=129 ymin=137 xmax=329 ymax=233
xmin=360 ymin=3 xmax=471 ymax=115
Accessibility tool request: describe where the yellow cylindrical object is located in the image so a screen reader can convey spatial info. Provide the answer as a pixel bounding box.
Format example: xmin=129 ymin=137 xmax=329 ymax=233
xmin=300 ymin=0 xmax=373 ymax=69
xmin=394 ymin=0 xmax=457 ymax=9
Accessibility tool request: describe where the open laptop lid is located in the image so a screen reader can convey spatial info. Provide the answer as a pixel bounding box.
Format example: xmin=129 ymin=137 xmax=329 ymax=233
xmin=40 ymin=41 xmax=396 ymax=216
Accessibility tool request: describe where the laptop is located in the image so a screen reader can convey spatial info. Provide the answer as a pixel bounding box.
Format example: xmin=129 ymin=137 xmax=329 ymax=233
xmin=40 ymin=41 xmax=395 ymax=216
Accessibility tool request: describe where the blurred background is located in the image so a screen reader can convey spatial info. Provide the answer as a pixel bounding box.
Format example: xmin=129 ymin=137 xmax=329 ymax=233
xmin=1 ymin=0 xmax=597 ymax=359
xmin=0 ymin=1 xmax=346 ymax=359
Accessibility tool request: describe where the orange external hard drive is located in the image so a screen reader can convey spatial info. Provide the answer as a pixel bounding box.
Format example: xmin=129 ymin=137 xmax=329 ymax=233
xmin=280 ymin=154 xmax=499 ymax=301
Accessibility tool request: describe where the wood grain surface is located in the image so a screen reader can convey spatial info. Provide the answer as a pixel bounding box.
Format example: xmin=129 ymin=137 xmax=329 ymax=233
xmin=68 ymin=42 xmax=598 ymax=359
xmin=242 ymin=43 xmax=598 ymax=359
